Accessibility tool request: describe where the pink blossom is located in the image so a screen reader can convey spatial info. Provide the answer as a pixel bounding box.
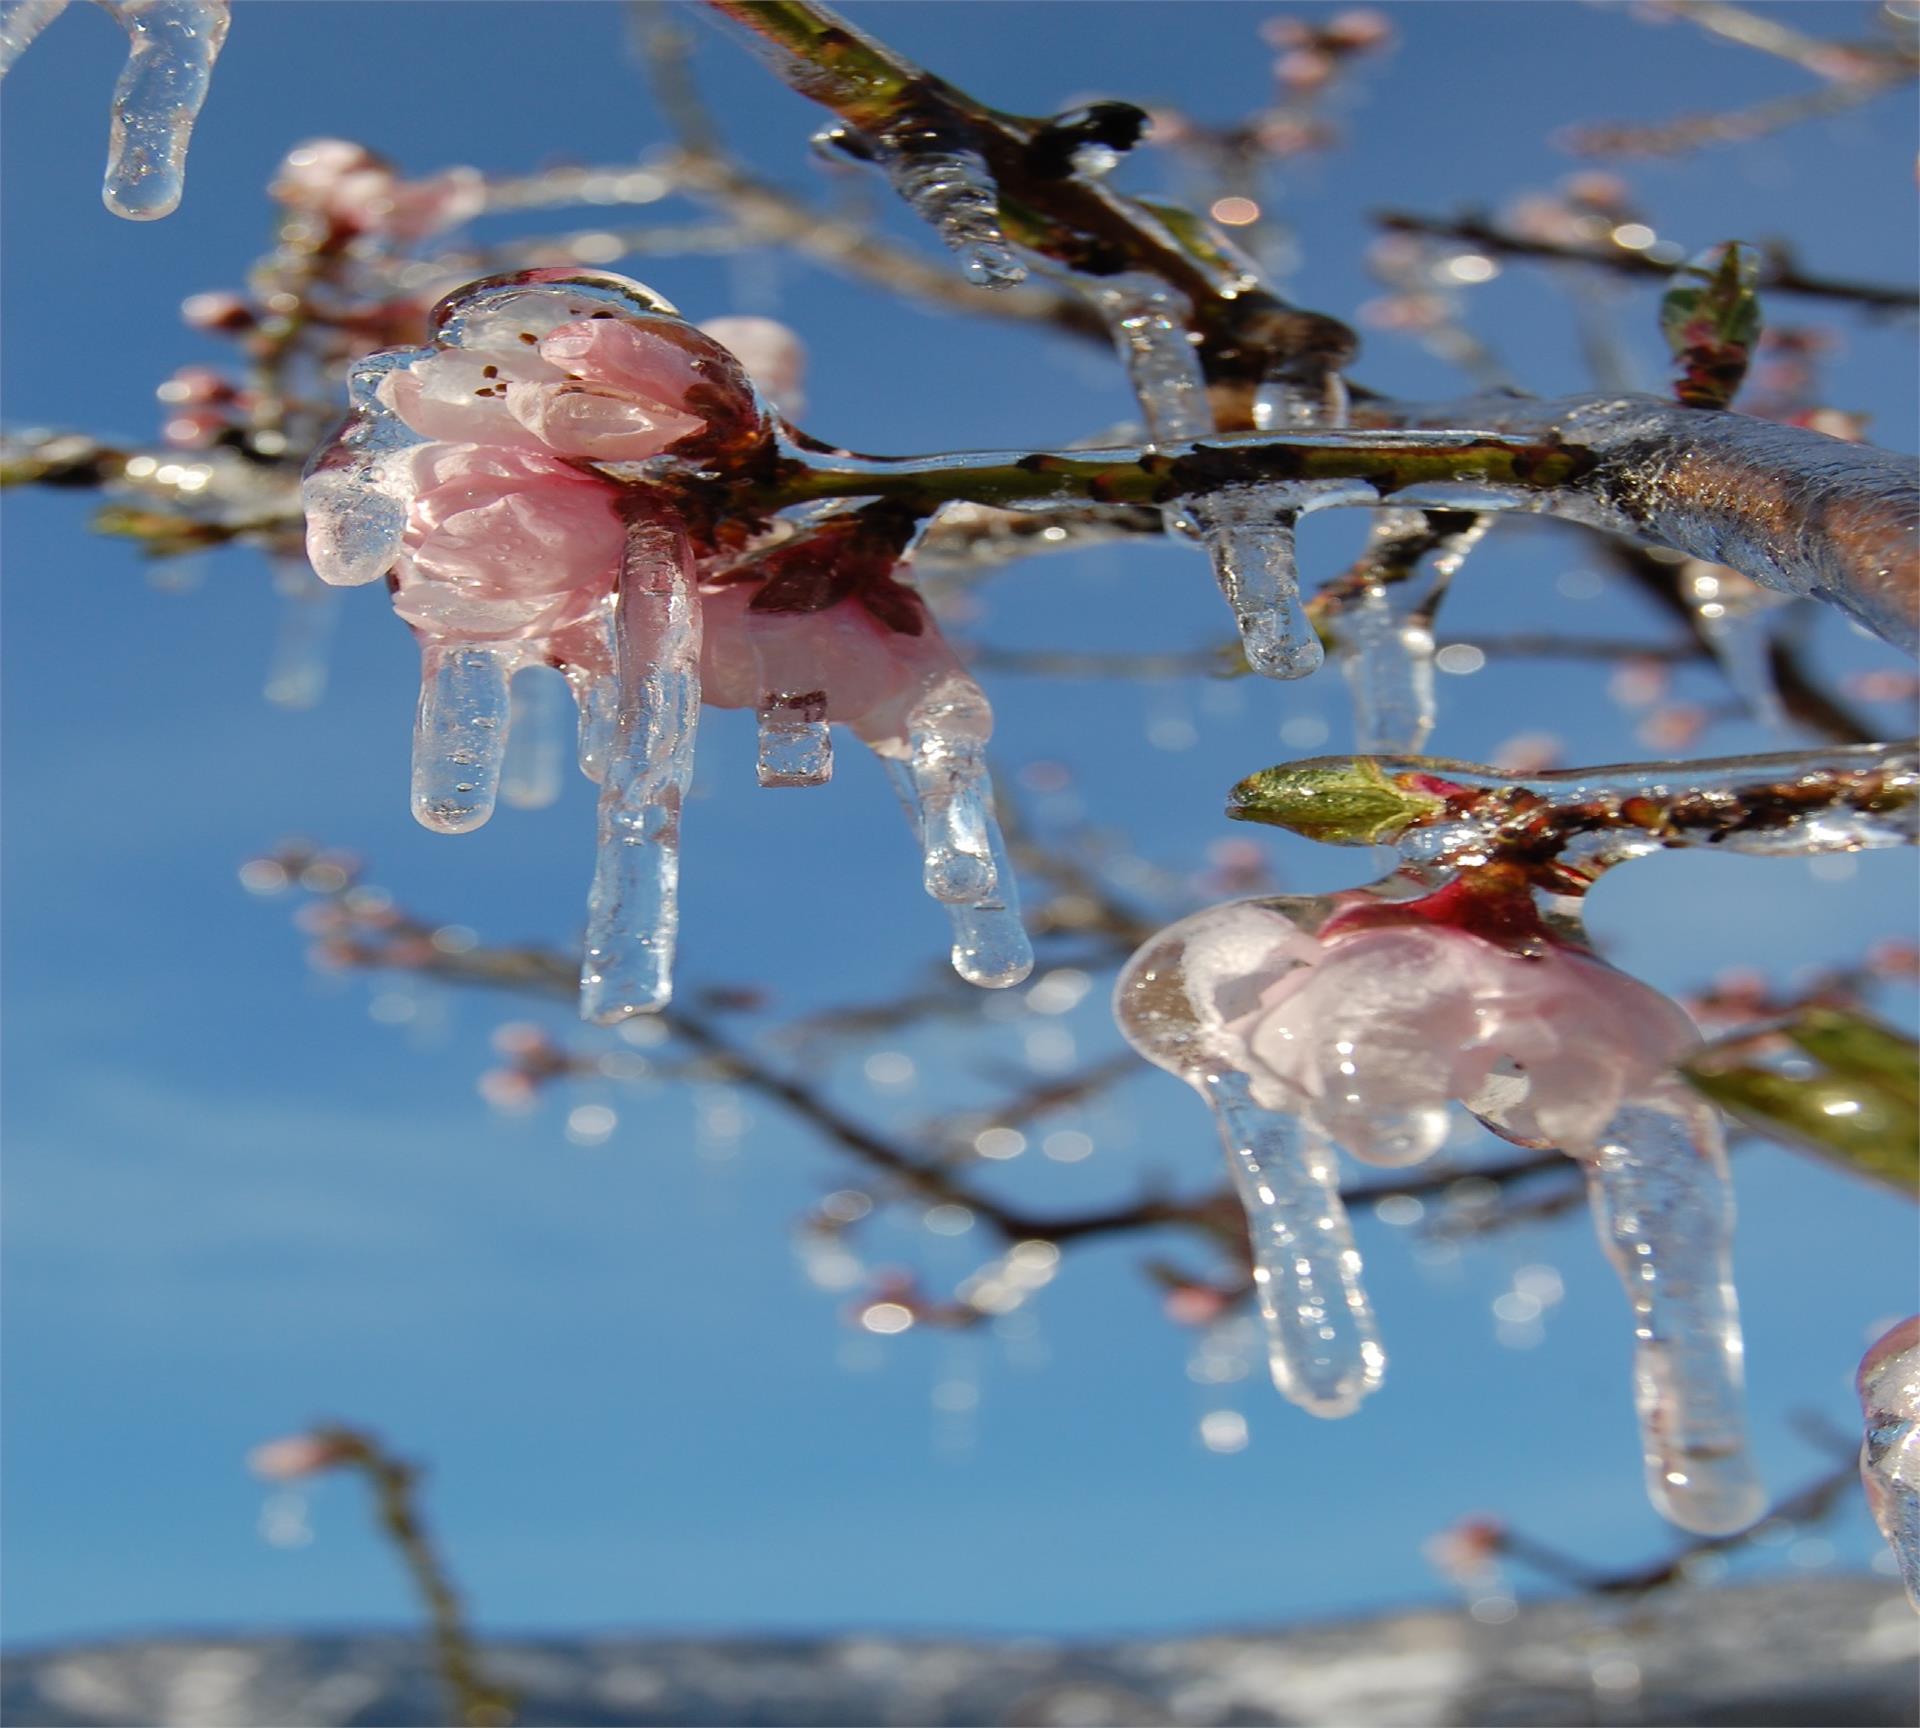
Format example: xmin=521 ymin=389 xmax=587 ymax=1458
xmin=248 ymin=1433 xmax=355 ymax=1480
xmin=1228 ymin=921 xmax=1702 ymax=1162
xmin=273 ymin=139 xmax=483 ymax=242
xmin=390 ymin=444 xmax=624 ymax=642
xmin=377 ymin=317 xmax=710 ymax=462
xmin=697 ymin=580 xmax=924 ymax=726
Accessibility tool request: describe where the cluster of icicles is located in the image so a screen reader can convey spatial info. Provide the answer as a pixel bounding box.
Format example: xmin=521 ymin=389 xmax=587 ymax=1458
xmin=0 ymin=0 xmax=228 ymax=219
xmin=301 ymin=268 xmax=1031 ymax=1021
xmin=1116 ymin=746 xmax=1920 ymax=1537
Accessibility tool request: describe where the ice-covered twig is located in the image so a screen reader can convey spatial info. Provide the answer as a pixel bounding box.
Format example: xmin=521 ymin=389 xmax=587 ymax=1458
xmin=1227 ymin=742 xmax=1918 ymax=877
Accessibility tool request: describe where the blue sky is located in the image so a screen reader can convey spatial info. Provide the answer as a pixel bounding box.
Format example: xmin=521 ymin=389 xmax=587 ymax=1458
xmin=3 ymin=1 xmax=1916 ymax=1648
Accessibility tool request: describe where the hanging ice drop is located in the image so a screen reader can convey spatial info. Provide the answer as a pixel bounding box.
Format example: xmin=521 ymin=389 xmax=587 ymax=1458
xmin=1182 ymin=490 xmax=1323 ymax=680
xmin=1576 ymin=1095 xmax=1765 ymax=1535
xmin=579 ymin=519 xmax=701 ymax=1021
xmin=942 ymin=788 xmax=1032 ymax=988
xmin=756 ymin=692 xmax=832 ymax=788
xmin=500 ymin=663 xmax=569 ymax=811
xmin=1114 ymin=902 xmax=1386 ymax=1418
xmin=1858 ymin=1317 xmax=1920 ymax=1611
xmin=1203 ymin=1070 xmax=1384 ymax=1417
xmin=412 ymin=643 xmax=515 ymax=834
xmin=97 ymin=0 xmax=230 ymax=219
xmin=878 ymin=134 xmax=1025 ymax=289
xmin=897 ymin=678 xmax=999 ymax=902
xmin=1088 ymin=278 xmax=1212 ymax=444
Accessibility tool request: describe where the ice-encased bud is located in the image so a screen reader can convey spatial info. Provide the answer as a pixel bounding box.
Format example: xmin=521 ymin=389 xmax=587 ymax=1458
xmin=1859 ymin=1317 xmax=1920 ymax=1610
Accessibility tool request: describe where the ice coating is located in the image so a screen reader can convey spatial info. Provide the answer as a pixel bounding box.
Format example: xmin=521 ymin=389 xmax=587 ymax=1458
xmin=1088 ymin=278 xmax=1212 ymax=444
xmin=756 ymin=692 xmax=832 ymax=788
xmin=500 ymin=664 xmax=568 ymax=811
xmin=1334 ymin=510 xmax=1489 ymax=753
xmin=262 ymin=553 xmax=340 ymax=710
xmin=0 ymin=0 xmax=228 ymax=217
xmin=0 ymin=0 xmax=69 ymax=75
xmin=1113 ymin=899 xmax=1385 ymax=1417
xmin=698 ymin=552 xmax=1033 ymax=987
xmin=1184 ymin=489 xmax=1325 ymax=679
xmin=877 ymin=133 xmax=1024 ymax=289
xmin=1204 ymin=1070 xmax=1385 ymax=1417
xmin=1572 ymin=1097 xmax=1764 ymax=1533
xmin=412 ymin=643 xmax=515 ymax=834
xmin=99 ymin=0 xmax=230 ymax=219
xmin=1115 ymin=877 xmax=1767 ymax=1521
xmin=1858 ymin=1317 xmax=1920 ymax=1610
xmin=580 ymin=519 xmax=701 ymax=1021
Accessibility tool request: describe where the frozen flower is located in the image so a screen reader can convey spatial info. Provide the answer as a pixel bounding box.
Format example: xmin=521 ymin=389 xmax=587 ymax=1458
xmin=1226 ymin=914 xmax=1702 ymax=1163
xmin=391 ymin=444 xmax=624 ymax=642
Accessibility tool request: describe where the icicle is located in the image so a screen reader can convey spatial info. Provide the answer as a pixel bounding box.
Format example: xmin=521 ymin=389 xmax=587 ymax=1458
xmin=262 ymin=554 xmax=340 ymax=711
xmin=882 ymin=756 xmax=1032 ymax=988
xmin=1202 ymin=1070 xmax=1384 ymax=1417
xmin=756 ymin=691 xmax=832 ymax=788
xmin=579 ymin=519 xmax=701 ymax=1022
xmin=1114 ymin=903 xmax=1386 ymax=1418
xmin=411 ymin=643 xmax=515 ymax=835
xmin=1087 ymin=278 xmax=1212 ymax=444
xmin=500 ymin=663 xmax=568 ymax=811
xmin=1574 ymin=1095 xmax=1765 ymax=1536
xmin=1858 ymin=1318 xmax=1920 ymax=1611
xmin=566 ymin=658 xmax=619 ymax=786
xmin=942 ymin=787 xmax=1032 ymax=988
xmin=876 ymin=131 xmax=1024 ymax=289
xmin=1334 ymin=509 xmax=1489 ymax=753
xmin=0 ymin=0 xmax=69 ymax=74
xmin=96 ymin=0 xmax=229 ymax=219
xmin=1681 ymin=561 xmax=1786 ymax=727
xmin=1183 ymin=489 xmax=1325 ymax=680
xmin=892 ymin=677 xmax=999 ymax=903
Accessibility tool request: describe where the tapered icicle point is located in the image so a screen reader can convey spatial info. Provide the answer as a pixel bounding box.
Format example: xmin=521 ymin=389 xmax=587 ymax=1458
xmin=500 ymin=664 xmax=569 ymax=811
xmin=411 ymin=643 xmax=515 ymax=834
xmin=262 ymin=555 xmax=340 ymax=711
xmin=579 ymin=520 xmax=701 ymax=1023
xmin=756 ymin=692 xmax=832 ymax=788
xmin=881 ymin=139 xmax=1025 ymax=289
xmin=1858 ymin=1318 xmax=1920 ymax=1611
xmin=1202 ymin=1071 xmax=1384 ymax=1418
xmin=943 ymin=792 xmax=1032 ymax=988
xmin=98 ymin=0 xmax=230 ymax=219
xmin=0 ymin=0 xmax=70 ymax=75
xmin=1577 ymin=1096 xmax=1765 ymax=1536
xmin=1184 ymin=493 xmax=1322 ymax=680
